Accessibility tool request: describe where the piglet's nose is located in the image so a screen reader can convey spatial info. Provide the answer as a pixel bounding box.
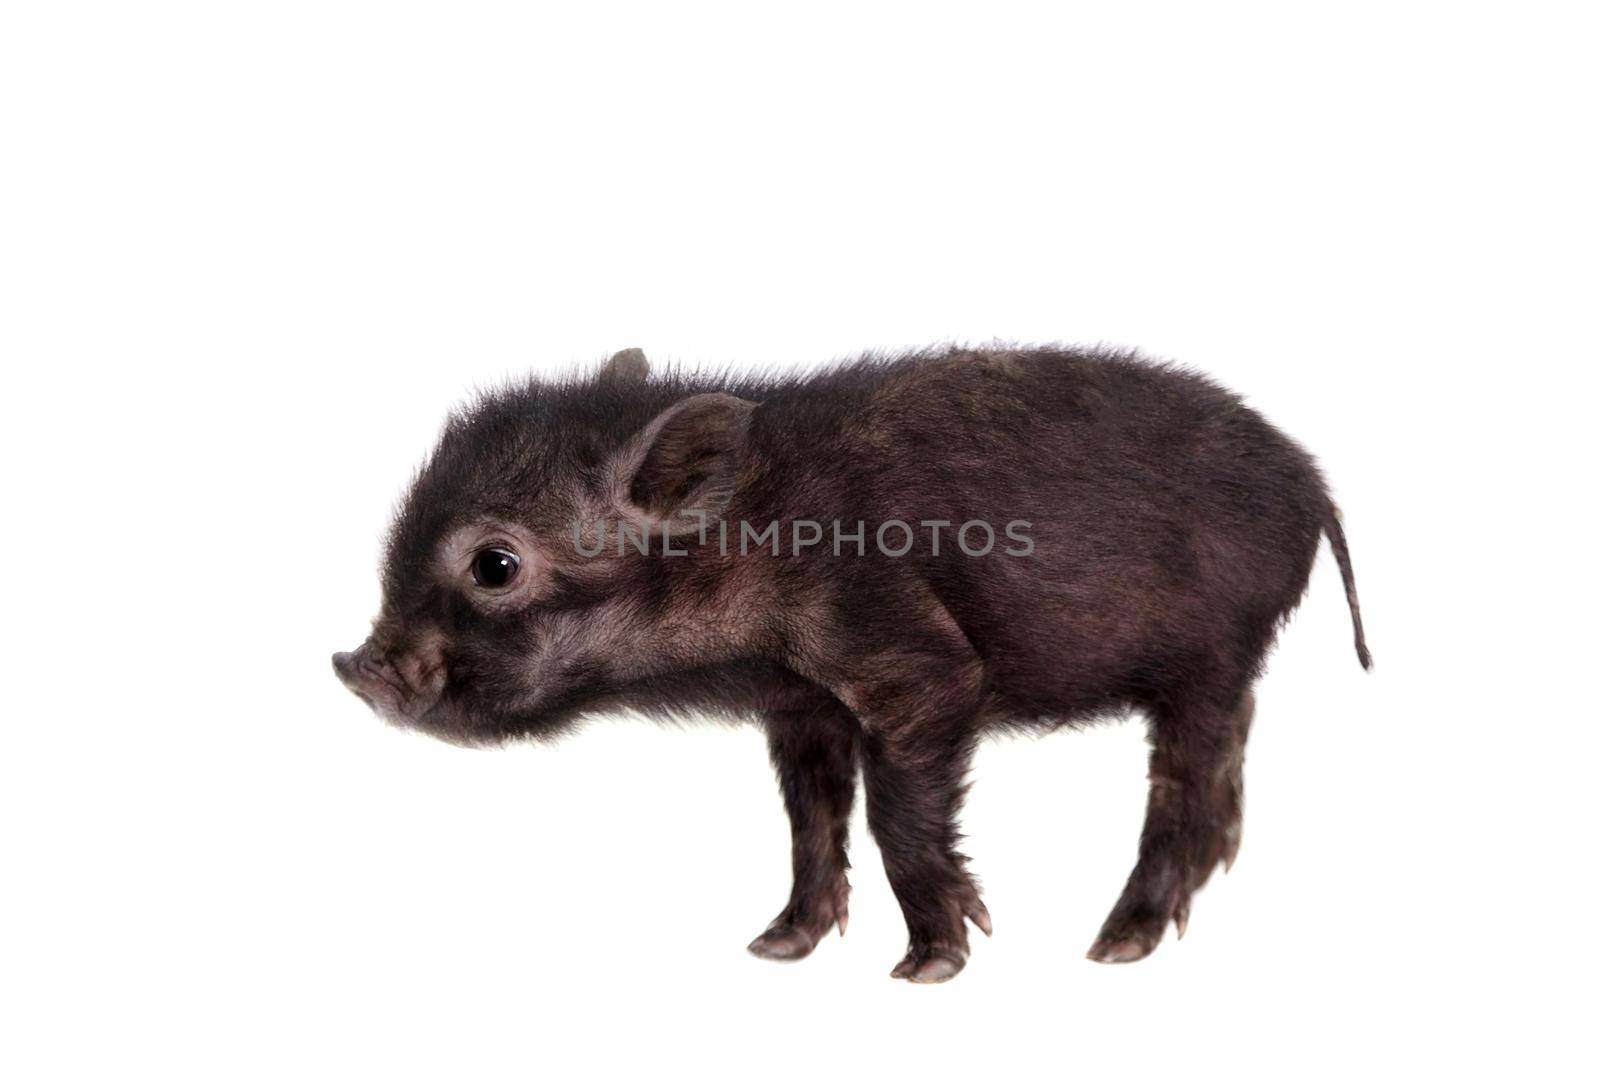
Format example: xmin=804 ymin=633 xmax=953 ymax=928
xmin=332 ymin=646 xmax=396 ymax=712
xmin=332 ymin=648 xmax=387 ymax=702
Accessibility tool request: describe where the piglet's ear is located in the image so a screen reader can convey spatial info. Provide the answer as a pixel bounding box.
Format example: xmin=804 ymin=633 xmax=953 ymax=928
xmin=598 ymin=347 xmax=650 ymax=384
xmin=618 ymin=393 xmax=756 ymax=527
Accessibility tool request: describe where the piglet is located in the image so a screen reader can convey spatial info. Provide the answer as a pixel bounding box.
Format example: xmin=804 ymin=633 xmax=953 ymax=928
xmin=334 ymin=344 xmax=1370 ymax=982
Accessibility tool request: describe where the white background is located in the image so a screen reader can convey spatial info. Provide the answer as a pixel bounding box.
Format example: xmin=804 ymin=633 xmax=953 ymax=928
xmin=3 ymin=2 xmax=1596 ymax=1063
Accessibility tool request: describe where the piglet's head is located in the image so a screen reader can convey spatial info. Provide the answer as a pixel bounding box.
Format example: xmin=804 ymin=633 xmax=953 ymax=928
xmin=332 ymin=349 xmax=758 ymax=744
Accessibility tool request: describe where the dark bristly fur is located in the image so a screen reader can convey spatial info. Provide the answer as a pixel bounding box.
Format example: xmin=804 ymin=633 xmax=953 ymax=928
xmin=333 ymin=343 xmax=1371 ymax=983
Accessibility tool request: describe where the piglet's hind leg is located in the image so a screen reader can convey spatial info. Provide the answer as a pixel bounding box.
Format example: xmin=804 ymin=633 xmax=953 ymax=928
xmin=1088 ymin=687 xmax=1255 ymax=963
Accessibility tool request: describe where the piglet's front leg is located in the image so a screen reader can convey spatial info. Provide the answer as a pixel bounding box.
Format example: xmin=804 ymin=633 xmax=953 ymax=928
xmin=814 ymin=613 xmax=992 ymax=983
xmin=863 ymin=720 xmax=992 ymax=982
xmin=748 ymin=706 xmax=858 ymax=962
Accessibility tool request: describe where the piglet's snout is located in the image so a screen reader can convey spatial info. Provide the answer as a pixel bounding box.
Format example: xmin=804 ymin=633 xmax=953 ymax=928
xmin=332 ymin=641 xmax=446 ymax=721
xmin=332 ymin=645 xmax=401 ymax=713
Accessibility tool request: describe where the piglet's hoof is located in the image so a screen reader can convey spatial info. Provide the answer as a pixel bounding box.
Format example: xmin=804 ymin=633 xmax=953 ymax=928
xmin=890 ymin=946 xmax=968 ymax=983
xmin=747 ymin=925 xmax=820 ymax=962
xmin=1085 ymin=933 xmax=1158 ymax=964
xmin=1086 ymin=910 xmax=1171 ymax=963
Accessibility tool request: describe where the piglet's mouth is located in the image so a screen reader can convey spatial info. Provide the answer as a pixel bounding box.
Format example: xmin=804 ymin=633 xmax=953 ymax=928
xmin=332 ymin=648 xmax=444 ymax=725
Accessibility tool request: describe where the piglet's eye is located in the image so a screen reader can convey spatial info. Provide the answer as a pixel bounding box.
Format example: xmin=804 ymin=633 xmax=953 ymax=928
xmin=470 ymin=547 xmax=520 ymax=589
